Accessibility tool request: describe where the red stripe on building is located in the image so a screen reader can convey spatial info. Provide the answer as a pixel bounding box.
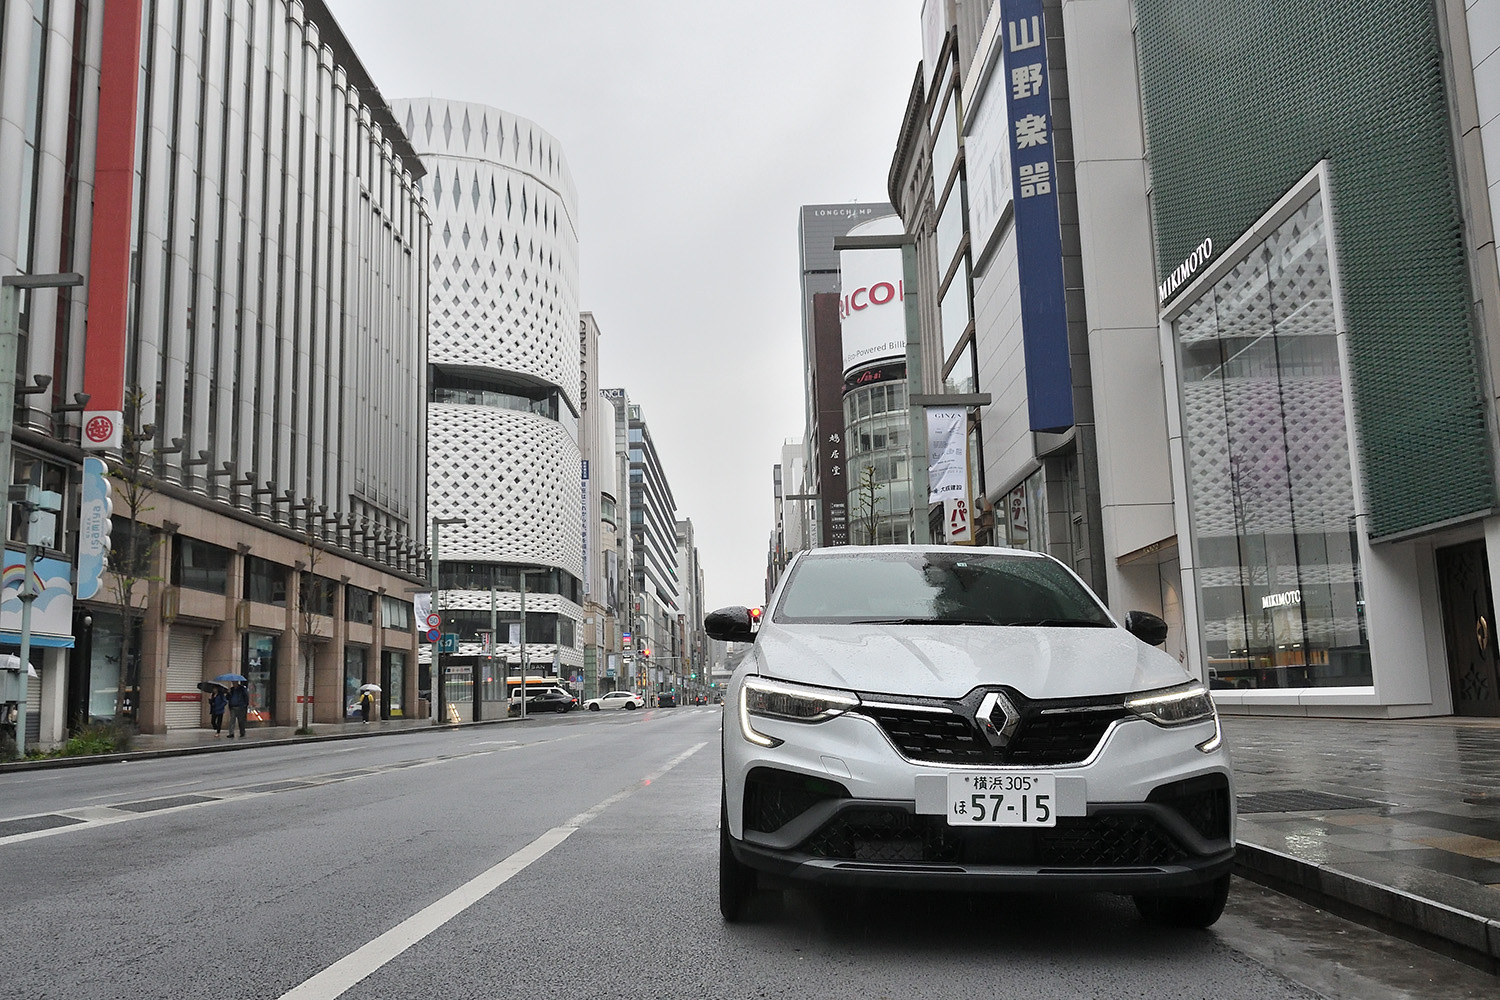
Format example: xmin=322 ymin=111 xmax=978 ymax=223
xmin=81 ymin=0 xmax=145 ymax=418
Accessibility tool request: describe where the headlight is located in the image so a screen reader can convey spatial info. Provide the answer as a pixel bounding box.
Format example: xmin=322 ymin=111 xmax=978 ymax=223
xmin=737 ymin=676 xmax=860 ymax=748
xmin=1125 ymin=682 xmax=1215 ymax=727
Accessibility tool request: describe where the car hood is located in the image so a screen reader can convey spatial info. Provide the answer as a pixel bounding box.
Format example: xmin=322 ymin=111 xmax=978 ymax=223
xmin=750 ymin=622 xmax=1190 ymax=699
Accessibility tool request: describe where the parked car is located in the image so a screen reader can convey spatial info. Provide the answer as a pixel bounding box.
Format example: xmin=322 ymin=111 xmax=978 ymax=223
xmin=508 ymin=687 xmax=576 ymax=715
xmin=583 ymin=691 xmax=644 ymax=711
xmin=710 ymin=545 xmax=1233 ymax=927
xmin=656 ymin=692 xmax=678 ymax=708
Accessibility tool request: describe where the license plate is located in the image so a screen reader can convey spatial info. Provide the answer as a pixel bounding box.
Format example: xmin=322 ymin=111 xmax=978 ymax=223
xmin=947 ymin=772 xmax=1057 ymax=827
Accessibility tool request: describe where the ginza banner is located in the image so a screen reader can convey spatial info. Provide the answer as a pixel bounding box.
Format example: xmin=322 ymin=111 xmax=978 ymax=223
xmin=926 ymin=406 xmax=968 ymax=504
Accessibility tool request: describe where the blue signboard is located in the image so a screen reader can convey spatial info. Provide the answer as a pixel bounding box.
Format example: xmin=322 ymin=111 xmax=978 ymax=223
xmin=1002 ymin=0 xmax=1073 ymax=433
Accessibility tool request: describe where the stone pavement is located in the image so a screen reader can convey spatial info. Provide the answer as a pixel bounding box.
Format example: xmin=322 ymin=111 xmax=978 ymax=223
xmin=1225 ymin=714 xmax=1500 ymax=965
xmin=4 ymin=710 xmax=1499 ymax=964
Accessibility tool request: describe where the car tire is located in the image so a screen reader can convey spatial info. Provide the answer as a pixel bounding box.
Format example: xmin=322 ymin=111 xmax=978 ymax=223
xmin=719 ymin=793 xmax=756 ymax=922
xmin=589 ymin=703 xmax=600 ymax=711
xmin=1132 ymin=874 xmax=1231 ymax=928
xmin=625 ymin=702 xmax=636 ymax=710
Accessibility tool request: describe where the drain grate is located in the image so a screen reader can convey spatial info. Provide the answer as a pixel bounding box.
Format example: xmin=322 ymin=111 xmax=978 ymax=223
xmin=0 ymin=814 xmax=85 ymax=837
xmin=111 ymin=794 xmax=218 ymax=813
xmin=1236 ymin=789 xmax=1383 ymax=814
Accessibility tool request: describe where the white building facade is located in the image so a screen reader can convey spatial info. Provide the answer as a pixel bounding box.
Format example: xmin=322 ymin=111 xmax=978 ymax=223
xmin=394 ymin=98 xmax=584 ymax=718
xmin=1 ymin=0 xmax=428 ymax=742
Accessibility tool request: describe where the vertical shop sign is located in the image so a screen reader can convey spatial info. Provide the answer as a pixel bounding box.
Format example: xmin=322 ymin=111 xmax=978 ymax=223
xmin=581 ymin=459 xmax=590 ymax=598
xmin=813 ymin=293 xmax=850 ymax=545
xmin=926 ymin=407 xmax=968 ymax=503
xmin=1002 ymin=0 xmax=1073 ymax=433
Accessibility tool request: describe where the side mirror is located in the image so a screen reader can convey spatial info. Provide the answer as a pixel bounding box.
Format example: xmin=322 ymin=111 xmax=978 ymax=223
xmin=1124 ymin=610 xmax=1170 ymax=647
xmin=705 ymin=606 xmax=756 ymax=643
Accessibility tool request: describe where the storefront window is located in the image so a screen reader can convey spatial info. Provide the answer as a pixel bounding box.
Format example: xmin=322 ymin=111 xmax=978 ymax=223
xmin=386 ymin=650 xmax=405 ymax=717
xmin=242 ymin=632 xmax=278 ymax=724
xmin=86 ymin=614 xmax=141 ymax=721
xmin=343 ymin=645 xmax=366 ymax=720
xmin=1174 ymin=190 xmax=1370 ymax=689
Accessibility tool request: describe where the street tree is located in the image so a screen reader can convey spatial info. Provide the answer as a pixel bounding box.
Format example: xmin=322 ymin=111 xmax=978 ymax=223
xmin=104 ymin=384 xmax=159 ymax=725
xmin=853 ymin=464 xmax=886 ymax=545
xmin=294 ymin=505 xmax=333 ymax=733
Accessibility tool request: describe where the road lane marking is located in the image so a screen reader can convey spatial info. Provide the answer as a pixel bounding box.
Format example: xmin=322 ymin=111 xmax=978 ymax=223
xmin=277 ymin=741 xmax=707 ymax=1000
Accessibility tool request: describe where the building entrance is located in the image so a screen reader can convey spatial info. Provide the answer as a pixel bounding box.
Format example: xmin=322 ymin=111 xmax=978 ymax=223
xmin=1436 ymin=541 xmax=1500 ymax=717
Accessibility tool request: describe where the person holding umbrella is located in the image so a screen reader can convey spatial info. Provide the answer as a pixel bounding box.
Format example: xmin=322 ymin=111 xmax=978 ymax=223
xmin=218 ymin=674 xmax=250 ymax=737
xmin=358 ymin=683 xmax=380 ymax=724
xmin=209 ymin=685 xmax=228 ymax=736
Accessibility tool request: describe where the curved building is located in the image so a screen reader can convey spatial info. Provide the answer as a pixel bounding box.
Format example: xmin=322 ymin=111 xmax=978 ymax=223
xmin=394 ymin=99 xmax=583 ymax=718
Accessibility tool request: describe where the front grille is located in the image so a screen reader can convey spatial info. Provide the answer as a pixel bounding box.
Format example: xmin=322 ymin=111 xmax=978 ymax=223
xmin=859 ymin=693 xmax=1130 ymax=766
xmin=799 ymin=807 xmax=1191 ymax=867
xmin=743 ymin=767 xmax=849 ymax=834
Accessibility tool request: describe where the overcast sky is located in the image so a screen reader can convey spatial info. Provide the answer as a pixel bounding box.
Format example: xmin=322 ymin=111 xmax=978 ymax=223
xmin=325 ymin=0 xmax=922 ymax=611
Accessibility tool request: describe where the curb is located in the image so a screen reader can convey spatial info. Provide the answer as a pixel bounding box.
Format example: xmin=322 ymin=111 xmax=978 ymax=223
xmin=1235 ymin=840 xmax=1500 ymax=965
xmin=0 ymin=714 xmax=525 ymax=773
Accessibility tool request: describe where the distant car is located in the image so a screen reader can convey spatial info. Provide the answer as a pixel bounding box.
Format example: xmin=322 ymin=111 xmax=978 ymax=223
xmin=584 ymin=691 xmax=644 ymax=711
xmin=711 ymin=544 xmax=1234 ymax=927
xmin=656 ymin=692 xmax=678 ymax=708
xmin=509 ymin=687 xmax=575 ymax=715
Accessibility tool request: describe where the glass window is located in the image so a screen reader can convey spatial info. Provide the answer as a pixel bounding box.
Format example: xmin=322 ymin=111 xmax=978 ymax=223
xmin=244 ymin=556 xmax=288 ymax=606
xmin=242 ymin=632 xmax=278 ymax=724
xmin=345 ymin=585 xmax=375 ymax=624
xmin=385 ymin=651 xmax=406 ymax=717
xmin=343 ymin=646 xmax=367 ymax=719
xmin=302 ymin=574 xmax=337 ymax=617
xmin=1174 ymin=191 xmax=1370 ymax=690
xmin=940 ymin=257 xmax=972 ymax=362
xmin=381 ymin=595 xmax=412 ymax=630
xmin=932 ymin=90 xmax=960 ymax=192
xmin=175 ymin=537 xmax=231 ymax=594
xmin=935 ymin=180 xmax=966 ymax=276
xmin=775 ymin=550 xmax=1113 ymax=626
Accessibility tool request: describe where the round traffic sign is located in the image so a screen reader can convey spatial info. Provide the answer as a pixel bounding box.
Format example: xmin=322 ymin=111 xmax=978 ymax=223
xmin=426 ymin=627 xmax=441 ymax=642
xmin=425 ymin=613 xmax=441 ymax=628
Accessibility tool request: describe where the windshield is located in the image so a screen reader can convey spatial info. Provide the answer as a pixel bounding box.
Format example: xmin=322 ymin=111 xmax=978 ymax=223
xmin=773 ymin=550 xmax=1116 ymax=627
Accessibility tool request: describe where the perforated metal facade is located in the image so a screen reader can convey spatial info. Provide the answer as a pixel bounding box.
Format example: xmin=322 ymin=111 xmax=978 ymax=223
xmin=1137 ymin=0 xmax=1495 ymax=538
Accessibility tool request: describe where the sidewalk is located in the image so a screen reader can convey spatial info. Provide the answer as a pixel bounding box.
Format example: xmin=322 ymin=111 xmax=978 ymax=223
xmin=1224 ymin=714 xmax=1500 ymax=965
xmin=3 ymin=710 xmax=1498 ymax=962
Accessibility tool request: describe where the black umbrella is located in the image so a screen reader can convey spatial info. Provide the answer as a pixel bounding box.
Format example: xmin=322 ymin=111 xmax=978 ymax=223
xmin=196 ymin=681 xmax=228 ymax=693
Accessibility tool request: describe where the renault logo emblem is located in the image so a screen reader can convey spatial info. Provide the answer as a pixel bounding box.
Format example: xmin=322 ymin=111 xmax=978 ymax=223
xmin=976 ymin=691 xmax=1021 ymax=748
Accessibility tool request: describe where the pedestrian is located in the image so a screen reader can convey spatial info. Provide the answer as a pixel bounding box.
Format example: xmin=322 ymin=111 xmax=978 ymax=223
xmin=209 ymin=685 xmax=228 ymax=736
xmin=359 ymin=689 xmax=374 ymax=724
xmin=226 ymin=681 xmax=249 ymax=738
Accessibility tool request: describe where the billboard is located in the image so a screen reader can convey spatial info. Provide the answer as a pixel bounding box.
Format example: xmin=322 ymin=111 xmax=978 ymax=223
xmin=839 ymin=214 xmax=906 ymax=377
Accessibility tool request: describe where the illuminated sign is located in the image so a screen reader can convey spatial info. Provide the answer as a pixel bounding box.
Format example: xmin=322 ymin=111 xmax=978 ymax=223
xmin=1261 ymin=590 xmax=1303 ymax=610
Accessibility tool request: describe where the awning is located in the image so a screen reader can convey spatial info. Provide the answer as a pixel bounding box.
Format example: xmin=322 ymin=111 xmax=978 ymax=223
xmin=0 ymin=632 xmax=76 ymax=648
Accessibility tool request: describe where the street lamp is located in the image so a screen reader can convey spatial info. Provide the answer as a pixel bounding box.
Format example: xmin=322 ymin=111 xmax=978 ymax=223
xmin=429 ymin=516 xmax=465 ymax=725
xmin=1 ymin=273 xmax=83 ymax=756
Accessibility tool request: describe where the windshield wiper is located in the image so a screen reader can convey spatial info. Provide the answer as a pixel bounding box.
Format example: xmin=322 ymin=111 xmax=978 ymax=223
xmin=850 ymin=616 xmax=1004 ymax=626
xmin=1004 ymin=618 xmax=1115 ymax=627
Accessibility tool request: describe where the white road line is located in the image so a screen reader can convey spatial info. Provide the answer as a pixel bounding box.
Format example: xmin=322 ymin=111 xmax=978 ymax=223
xmin=277 ymin=741 xmax=707 ymax=1000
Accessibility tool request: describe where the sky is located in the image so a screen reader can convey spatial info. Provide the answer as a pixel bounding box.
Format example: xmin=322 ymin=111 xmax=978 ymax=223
xmin=324 ymin=0 xmax=923 ymax=612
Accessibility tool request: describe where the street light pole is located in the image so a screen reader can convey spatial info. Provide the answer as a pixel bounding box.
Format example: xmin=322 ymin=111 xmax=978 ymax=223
xmin=429 ymin=516 xmax=465 ymax=724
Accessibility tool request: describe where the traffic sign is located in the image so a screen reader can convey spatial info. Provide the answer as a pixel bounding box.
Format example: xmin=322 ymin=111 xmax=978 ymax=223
xmin=425 ymin=612 xmax=442 ymax=628
xmin=439 ymin=632 xmax=459 ymax=653
xmin=425 ymin=627 xmax=440 ymax=642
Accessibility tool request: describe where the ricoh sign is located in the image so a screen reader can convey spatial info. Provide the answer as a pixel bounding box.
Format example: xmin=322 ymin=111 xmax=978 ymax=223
xmin=838 ymin=213 xmax=907 ymax=378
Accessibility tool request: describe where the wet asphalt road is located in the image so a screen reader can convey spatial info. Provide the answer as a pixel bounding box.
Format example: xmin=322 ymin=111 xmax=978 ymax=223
xmin=0 ymin=707 xmax=1494 ymax=999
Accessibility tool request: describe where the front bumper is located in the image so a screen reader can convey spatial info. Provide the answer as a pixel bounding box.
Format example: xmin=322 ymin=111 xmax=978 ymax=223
xmin=724 ymin=702 xmax=1234 ymax=893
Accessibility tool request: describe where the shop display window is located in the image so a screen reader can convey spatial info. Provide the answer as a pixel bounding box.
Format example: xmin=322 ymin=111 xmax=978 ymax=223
xmin=1173 ymin=190 xmax=1371 ymax=689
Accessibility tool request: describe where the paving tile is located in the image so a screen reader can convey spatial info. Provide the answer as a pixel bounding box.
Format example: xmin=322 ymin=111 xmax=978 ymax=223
xmin=1361 ymin=847 xmax=1500 ymax=884
xmin=1410 ymin=834 xmax=1500 ymax=859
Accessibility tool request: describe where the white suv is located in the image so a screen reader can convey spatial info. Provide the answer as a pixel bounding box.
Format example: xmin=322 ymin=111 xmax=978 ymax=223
xmin=583 ymin=690 xmax=645 ymax=711
xmin=709 ymin=546 xmax=1233 ymax=926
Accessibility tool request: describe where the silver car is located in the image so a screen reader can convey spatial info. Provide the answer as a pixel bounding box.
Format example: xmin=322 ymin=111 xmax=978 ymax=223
xmin=708 ymin=545 xmax=1234 ymax=926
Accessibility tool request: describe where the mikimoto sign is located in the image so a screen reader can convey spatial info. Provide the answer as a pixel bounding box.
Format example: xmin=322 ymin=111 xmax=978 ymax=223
xmin=839 ymin=213 xmax=907 ymax=377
